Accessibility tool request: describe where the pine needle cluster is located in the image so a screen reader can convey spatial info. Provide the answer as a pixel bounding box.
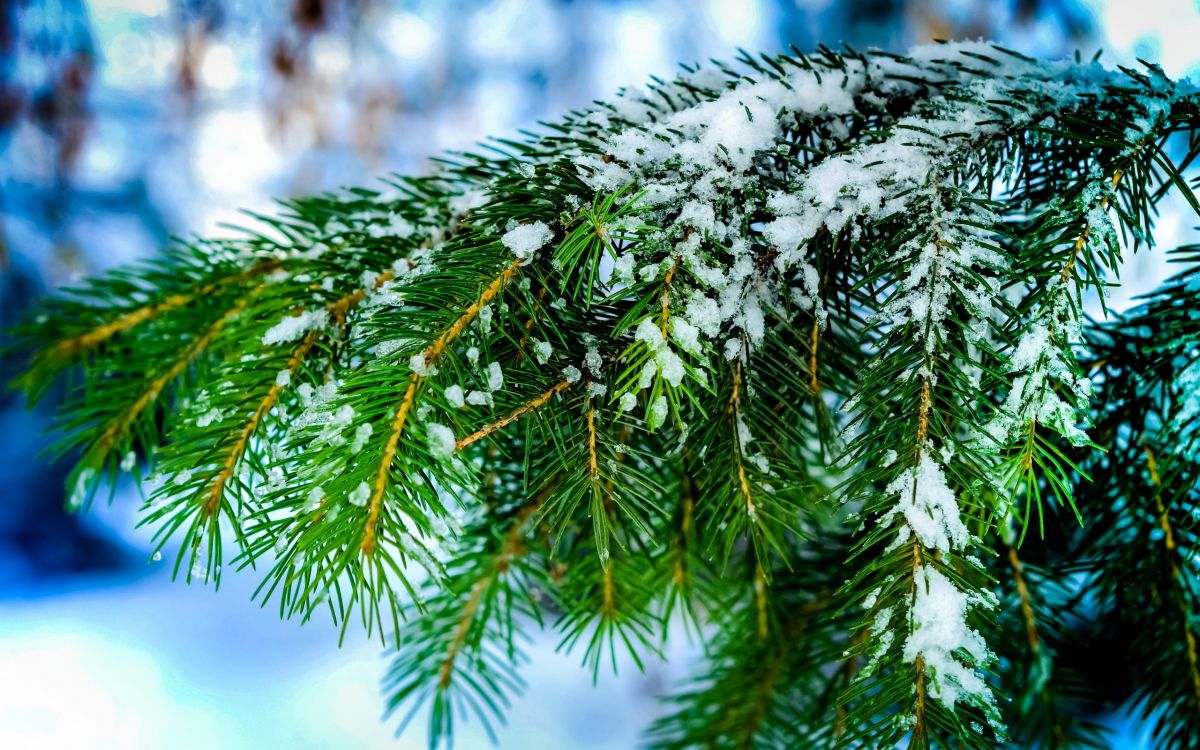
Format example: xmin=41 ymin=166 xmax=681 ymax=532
xmin=9 ymin=42 xmax=1200 ymax=748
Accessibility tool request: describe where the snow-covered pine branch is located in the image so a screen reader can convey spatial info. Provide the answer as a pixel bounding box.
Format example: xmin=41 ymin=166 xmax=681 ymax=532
xmin=10 ymin=42 xmax=1200 ymax=749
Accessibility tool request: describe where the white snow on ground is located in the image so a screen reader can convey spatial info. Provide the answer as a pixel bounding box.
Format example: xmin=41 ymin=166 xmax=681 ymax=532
xmin=0 ymin=491 xmax=693 ymax=750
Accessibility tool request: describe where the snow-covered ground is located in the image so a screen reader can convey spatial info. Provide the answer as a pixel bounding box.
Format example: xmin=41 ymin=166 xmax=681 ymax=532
xmin=0 ymin=494 xmax=693 ymax=750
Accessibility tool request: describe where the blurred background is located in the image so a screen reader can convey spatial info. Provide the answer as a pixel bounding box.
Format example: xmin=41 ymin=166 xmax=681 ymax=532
xmin=1 ymin=1 xmax=1197 ymax=748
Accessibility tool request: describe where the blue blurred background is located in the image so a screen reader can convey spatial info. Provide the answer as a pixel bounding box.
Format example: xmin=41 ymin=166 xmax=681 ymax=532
xmin=1 ymin=1 xmax=1197 ymax=748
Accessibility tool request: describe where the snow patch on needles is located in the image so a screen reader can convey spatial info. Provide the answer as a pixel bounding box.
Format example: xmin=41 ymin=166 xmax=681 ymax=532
xmin=531 ymin=339 xmax=553 ymax=365
xmin=486 ymin=362 xmax=504 ymax=391
xmin=635 ymin=317 xmax=685 ymax=387
xmin=444 ymin=384 xmax=466 ymax=409
xmin=576 ymin=43 xmax=1123 ymax=359
xmin=304 ymin=486 xmax=324 ymax=511
xmin=875 ymin=452 xmax=999 ymax=721
xmin=196 ymin=407 xmax=223 ymax=428
xmin=410 ymin=353 xmax=434 ymax=377
xmin=905 ymin=565 xmax=997 ymax=715
xmin=876 ymin=192 xmax=1005 ymax=356
xmin=502 ymin=221 xmax=553 ymax=260
xmin=881 ymin=453 xmax=968 ymax=554
xmin=427 ymin=424 xmax=457 ymax=458
xmin=1172 ymin=359 xmax=1200 ymax=454
xmin=263 ymin=309 xmax=330 ymax=345
xmin=982 ymin=298 xmax=1094 ymax=449
xmin=348 ymin=482 xmax=370 ymax=507
xmin=349 ymin=423 xmax=373 ymax=453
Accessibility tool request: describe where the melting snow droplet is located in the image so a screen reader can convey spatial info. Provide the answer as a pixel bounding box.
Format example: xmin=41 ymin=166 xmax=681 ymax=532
xmin=427 ymin=424 xmax=457 ymax=458
xmin=348 ymin=482 xmax=370 ymax=507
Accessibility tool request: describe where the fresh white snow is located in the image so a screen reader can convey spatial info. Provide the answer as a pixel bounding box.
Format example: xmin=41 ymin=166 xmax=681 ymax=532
xmin=502 ymin=221 xmax=553 ymax=260
xmin=262 ymin=309 xmax=330 ymax=346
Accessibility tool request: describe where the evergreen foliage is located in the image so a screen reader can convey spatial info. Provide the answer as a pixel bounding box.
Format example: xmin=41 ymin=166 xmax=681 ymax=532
xmin=9 ymin=41 xmax=1200 ymax=748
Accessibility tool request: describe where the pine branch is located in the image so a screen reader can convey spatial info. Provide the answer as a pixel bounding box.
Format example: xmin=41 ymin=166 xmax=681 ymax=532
xmin=9 ymin=43 xmax=1200 ymax=748
xmin=1062 ymin=263 xmax=1200 ymax=747
xmin=645 ymin=538 xmax=851 ymax=749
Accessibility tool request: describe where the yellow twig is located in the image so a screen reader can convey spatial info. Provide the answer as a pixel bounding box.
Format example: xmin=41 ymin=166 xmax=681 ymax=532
xmin=363 ymin=376 xmax=419 ymax=556
xmin=437 ymin=503 xmax=538 ymax=689
xmin=729 ymin=361 xmax=758 ymax=519
xmin=362 ymin=260 xmax=523 ymax=555
xmin=673 ymin=482 xmax=693 ymax=588
xmin=602 ymin=564 xmax=616 ymax=617
xmin=1058 ymin=169 xmax=1125 ymax=285
xmin=809 ymin=318 xmax=821 ymax=395
xmin=53 ymin=261 xmax=277 ymax=357
xmin=915 ymin=374 xmax=932 ymax=446
xmin=205 ymin=332 xmax=319 ymax=516
xmin=586 ymin=398 xmax=599 ymax=479
xmin=428 ymin=259 xmax=523 ymax=361
xmin=1007 ymin=546 xmax=1041 ymax=651
xmin=912 ymin=654 xmax=928 ymax=744
xmin=455 ymin=379 xmax=572 ymax=451
xmin=754 ymin=561 xmax=769 ymax=640
xmin=1145 ymin=445 xmax=1200 ymax=711
xmin=203 ymin=272 xmax=396 ymax=517
xmin=97 ymin=293 xmax=254 ymax=453
xmin=660 ymin=258 xmax=678 ymax=339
